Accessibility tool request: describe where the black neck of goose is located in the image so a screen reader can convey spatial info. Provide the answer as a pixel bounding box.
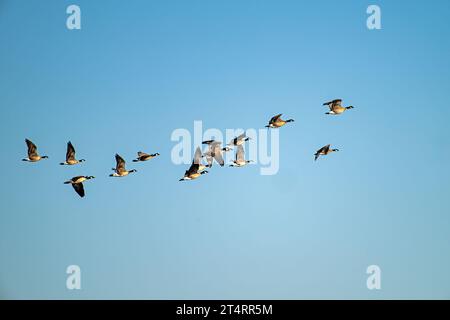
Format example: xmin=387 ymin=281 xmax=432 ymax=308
xmin=42 ymin=156 xmax=49 ymax=159
xmin=286 ymin=119 xmax=294 ymax=123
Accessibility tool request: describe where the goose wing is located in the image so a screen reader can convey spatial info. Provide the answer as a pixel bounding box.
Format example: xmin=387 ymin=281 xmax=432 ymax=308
xmin=316 ymin=144 xmax=330 ymax=154
xmin=236 ymin=133 xmax=246 ymax=142
xmin=236 ymin=145 xmax=245 ymax=162
xmin=25 ymin=139 xmax=38 ymax=158
xmin=187 ymin=163 xmax=200 ymax=175
xmin=66 ymin=141 xmax=76 ymax=161
xmin=323 ymin=99 xmax=342 ymax=110
xmin=72 ymin=183 xmax=85 ymax=197
xmin=269 ymin=114 xmax=282 ymax=124
xmin=193 ymin=147 xmax=203 ymax=165
xmin=323 ymin=99 xmax=342 ymax=106
xmin=115 ymin=154 xmax=126 ymax=173
xmin=228 ymin=137 xmax=237 ymax=145
xmin=137 ymin=151 xmax=149 ymax=157
xmin=204 ymin=153 xmax=213 ymax=168
xmin=212 ymin=144 xmax=224 ymax=166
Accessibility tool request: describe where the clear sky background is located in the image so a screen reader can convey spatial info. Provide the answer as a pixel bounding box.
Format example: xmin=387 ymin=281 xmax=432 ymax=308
xmin=1 ymin=0 xmax=449 ymax=299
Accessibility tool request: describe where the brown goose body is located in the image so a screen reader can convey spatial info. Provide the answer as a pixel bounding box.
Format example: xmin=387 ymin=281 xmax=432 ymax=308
xmin=314 ymin=144 xmax=339 ymax=161
xmin=60 ymin=141 xmax=85 ymax=165
xmin=323 ymin=99 xmax=354 ymax=115
xmin=110 ymin=154 xmax=137 ymax=177
xmin=22 ymin=139 xmax=48 ymax=162
xmin=266 ymin=114 xmax=294 ymax=128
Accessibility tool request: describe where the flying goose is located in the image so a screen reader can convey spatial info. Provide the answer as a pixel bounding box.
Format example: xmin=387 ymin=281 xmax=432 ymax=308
xmin=179 ymin=163 xmax=209 ymax=181
xmin=227 ymin=133 xmax=250 ymax=147
xmin=265 ymin=114 xmax=294 ymax=128
xmin=60 ymin=141 xmax=85 ymax=165
xmin=133 ymin=151 xmax=160 ymax=162
xmin=314 ymin=144 xmax=339 ymax=161
xmin=179 ymin=151 xmax=209 ymax=181
xmin=64 ymin=176 xmax=95 ymax=198
xmin=203 ymin=141 xmax=225 ymax=168
xmin=109 ymin=154 xmax=137 ymax=177
xmin=22 ymin=139 xmax=48 ymax=162
xmin=230 ymin=145 xmax=253 ymax=167
xmin=323 ymin=99 xmax=354 ymax=115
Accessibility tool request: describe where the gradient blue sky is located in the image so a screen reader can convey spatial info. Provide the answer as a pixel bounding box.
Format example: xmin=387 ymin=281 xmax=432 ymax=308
xmin=1 ymin=0 xmax=449 ymax=299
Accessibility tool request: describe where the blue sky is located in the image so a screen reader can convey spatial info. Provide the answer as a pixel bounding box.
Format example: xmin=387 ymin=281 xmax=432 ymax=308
xmin=1 ymin=0 xmax=449 ymax=299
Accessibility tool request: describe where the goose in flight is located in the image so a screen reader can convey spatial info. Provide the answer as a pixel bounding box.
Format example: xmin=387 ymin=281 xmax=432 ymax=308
xmin=265 ymin=114 xmax=294 ymax=128
xmin=179 ymin=163 xmax=209 ymax=181
xmin=203 ymin=141 xmax=225 ymax=168
xmin=133 ymin=151 xmax=160 ymax=162
xmin=60 ymin=141 xmax=85 ymax=165
xmin=110 ymin=154 xmax=137 ymax=177
xmin=227 ymin=133 xmax=250 ymax=147
xmin=22 ymin=139 xmax=48 ymax=162
xmin=230 ymin=145 xmax=253 ymax=167
xmin=64 ymin=176 xmax=95 ymax=198
xmin=179 ymin=163 xmax=208 ymax=181
xmin=179 ymin=151 xmax=209 ymax=181
xmin=314 ymin=144 xmax=339 ymax=161
xmin=323 ymin=99 xmax=354 ymax=115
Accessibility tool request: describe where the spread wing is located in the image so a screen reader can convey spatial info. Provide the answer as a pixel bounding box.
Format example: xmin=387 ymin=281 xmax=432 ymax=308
xmin=193 ymin=147 xmax=203 ymax=165
xmin=323 ymin=99 xmax=342 ymax=109
xmin=236 ymin=145 xmax=245 ymax=162
xmin=72 ymin=183 xmax=85 ymax=197
xmin=187 ymin=163 xmax=200 ymax=175
xmin=269 ymin=114 xmax=282 ymax=124
xmin=115 ymin=154 xmax=126 ymax=173
xmin=205 ymin=153 xmax=213 ymax=167
xmin=66 ymin=141 xmax=76 ymax=161
xmin=212 ymin=144 xmax=224 ymax=166
xmin=25 ymin=139 xmax=38 ymax=158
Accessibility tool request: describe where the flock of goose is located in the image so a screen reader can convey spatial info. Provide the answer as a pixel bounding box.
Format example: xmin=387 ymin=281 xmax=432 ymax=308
xmin=22 ymin=99 xmax=354 ymax=197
